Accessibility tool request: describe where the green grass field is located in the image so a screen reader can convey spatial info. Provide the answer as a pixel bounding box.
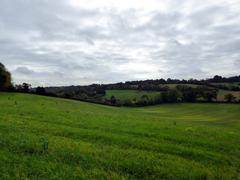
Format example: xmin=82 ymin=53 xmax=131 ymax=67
xmin=166 ymin=84 xmax=240 ymax=101
xmin=104 ymin=90 xmax=160 ymax=101
xmin=164 ymin=83 xmax=202 ymax=89
xmin=104 ymin=85 xmax=240 ymax=102
xmin=0 ymin=93 xmax=240 ymax=179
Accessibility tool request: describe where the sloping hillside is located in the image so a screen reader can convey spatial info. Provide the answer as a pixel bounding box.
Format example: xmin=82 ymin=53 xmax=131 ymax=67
xmin=0 ymin=93 xmax=240 ymax=179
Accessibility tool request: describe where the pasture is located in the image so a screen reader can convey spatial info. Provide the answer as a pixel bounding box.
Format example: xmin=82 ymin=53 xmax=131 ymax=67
xmin=104 ymin=90 xmax=160 ymax=102
xmin=0 ymin=93 xmax=240 ymax=179
xmin=104 ymin=87 xmax=240 ymax=102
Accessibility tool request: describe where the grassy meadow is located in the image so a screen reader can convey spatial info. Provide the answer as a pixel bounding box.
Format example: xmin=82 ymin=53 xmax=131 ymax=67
xmin=104 ymin=90 xmax=160 ymax=102
xmin=166 ymin=84 xmax=240 ymax=101
xmin=0 ymin=92 xmax=240 ymax=179
xmin=104 ymin=86 xmax=240 ymax=102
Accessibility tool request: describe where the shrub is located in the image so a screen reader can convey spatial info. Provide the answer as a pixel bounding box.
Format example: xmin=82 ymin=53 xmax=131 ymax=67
xmin=224 ymin=94 xmax=236 ymax=102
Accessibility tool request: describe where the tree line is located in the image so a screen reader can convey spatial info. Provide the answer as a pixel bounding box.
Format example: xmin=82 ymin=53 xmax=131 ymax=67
xmin=0 ymin=62 xmax=239 ymax=106
xmin=105 ymin=86 xmax=238 ymax=107
xmin=104 ymin=75 xmax=240 ymax=91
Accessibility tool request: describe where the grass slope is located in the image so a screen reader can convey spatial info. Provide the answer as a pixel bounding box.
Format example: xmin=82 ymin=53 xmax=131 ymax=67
xmin=0 ymin=93 xmax=240 ymax=179
xmin=104 ymin=84 xmax=240 ymax=102
xmin=166 ymin=84 xmax=240 ymax=101
xmin=104 ymin=90 xmax=160 ymax=101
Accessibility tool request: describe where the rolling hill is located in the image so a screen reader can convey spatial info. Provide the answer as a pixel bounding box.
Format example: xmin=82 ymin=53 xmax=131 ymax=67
xmin=103 ymin=90 xmax=160 ymax=102
xmin=103 ymin=86 xmax=240 ymax=103
xmin=0 ymin=93 xmax=240 ymax=179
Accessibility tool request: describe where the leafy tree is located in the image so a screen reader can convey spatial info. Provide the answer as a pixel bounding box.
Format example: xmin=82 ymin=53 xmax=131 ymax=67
xmin=15 ymin=83 xmax=31 ymax=93
xmin=202 ymin=90 xmax=218 ymax=102
xmin=110 ymin=96 xmax=117 ymax=105
xmin=123 ymin=99 xmax=133 ymax=106
xmin=36 ymin=87 xmax=46 ymax=95
xmin=153 ymin=94 xmax=163 ymax=104
xmin=224 ymin=94 xmax=236 ymax=102
xmin=139 ymin=95 xmax=149 ymax=106
xmin=212 ymin=75 xmax=223 ymax=82
xmin=176 ymin=85 xmax=198 ymax=102
xmin=167 ymin=90 xmax=180 ymax=102
xmin=160 ymin=90 xmax=179 ymax=103
xmin=160 ymin=91 xmax=169 ymax=103
xmin=0 ymin=62 xmax=12 ymax=90
xmin=22 ymin=83 xmax=31 ymax=92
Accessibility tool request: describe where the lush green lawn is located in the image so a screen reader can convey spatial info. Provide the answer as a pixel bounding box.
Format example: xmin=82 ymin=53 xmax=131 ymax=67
xmin=104 ymin=90 xmax=160 ymax=101
xmin=0 ymin=93 xmax=240 ymax=179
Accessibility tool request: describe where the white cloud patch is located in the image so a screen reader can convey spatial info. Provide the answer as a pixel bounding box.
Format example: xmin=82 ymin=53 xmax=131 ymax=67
xmin=0 ymin=0 xmax=239 ymax=86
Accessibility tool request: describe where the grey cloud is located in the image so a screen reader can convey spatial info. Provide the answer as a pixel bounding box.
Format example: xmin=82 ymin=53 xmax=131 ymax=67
xmin=14 ymin=67 xmax=35 ymax=75
xmin=0 ymin=0 xmax=239 ymax=86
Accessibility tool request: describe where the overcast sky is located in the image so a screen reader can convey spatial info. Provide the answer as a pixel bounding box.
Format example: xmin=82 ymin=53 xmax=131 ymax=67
xmin=0 ymin=0 xmax=240 ymax=86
